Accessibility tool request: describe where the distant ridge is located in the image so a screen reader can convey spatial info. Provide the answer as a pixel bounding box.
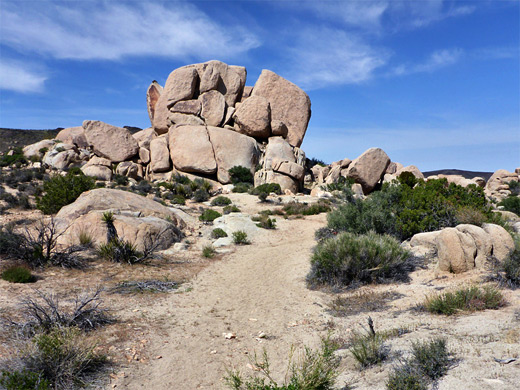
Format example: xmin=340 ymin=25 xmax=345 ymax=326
xmin=423 ymin=169 xmax=493 ymax=181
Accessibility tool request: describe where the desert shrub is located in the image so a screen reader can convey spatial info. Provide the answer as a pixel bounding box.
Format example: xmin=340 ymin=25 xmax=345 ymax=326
xmin=211 ymin=228 xmax=228 ymax=239
xmin=321 ymin=176 xmax=355 ymax=194
xmin=193 ymin=188 xmax=210 ymax=203
xmin=250 ymin=183 xmax=282 ymax=196
xmin=283 ymin=201 xmax=331 ymax=216
xmin=109 ymin=279 xmax=179 ymax=294
xmin=199 ymin=209 xmax=222 ymax=223
xmin=228 ymin=165 xmax=254 ymax=184
xmin=0 ymin=148 xmax=27 ymax=167
xmin=171 ymin=173 xmax=191 ymax=185
xmin=169 ymin=195 xmax=185 ymax=205
xmin=77 ymin=230 xmax=93 ymax=248
xmin=257 ymin=192 xmax=268 ymax=203
xmin=308 ymin=157 xmax=326 ymax=167
xmin=252 ymin=215 xmax=277 ymax=229
xmin=211 ymin=196 xmax=232 ymax=206
xmin=502 ymin=239 xmax=520 ymax=287
xmin=202 ymin=245 xmax=216 ymax=258
xmin=386 ymin=338 xmax=452 ymax=390
xmin=307 ymin=232 xmax=414 ymax=288
xmin=22 ymin=327 xmax=106 ymax=390
xmin=0 ymin=370 xmax=50 ymax=390
xmin=386 ymin=364 xmax=427 ymax=390
xmin=397 ymin=171 xmax=419 ymax=188
xmin=327 ymin=179 xmax=492 ymax=241
xmin=0 ymin=192 xmax=31 ymax=210
xmin=0 ymin=226 xmax=25 ymax=257
xmin=232 ymin=231 xmax=250 ymax=245
xmin=1 ymin=265 xmax=36 ymax=283
xmin=112 ymin=174 xmax=129 ymax=186
xmin=98 ymin=239 xmax=143 ymax=264
xmin=18 ymin=288 xmax=112 ymax=333
xmin=499 ymin=196 xmax=520 ymax=216
xmin=424 ymin=285 xmax=506 ymax=315
xmin=232 ymin=182 xmax=252 ymax=193
xmin=508 ymin=180 xmax=520 ymax=195
xmin=134 ymin=180 xmax=152 ymax=195
xmin=224 ymin=337 xmax=340 ymax=390
xmin=223 ymin=205 xmax=241 ymax=214
xmin=36 ymin=172 xmax=94 ymax=214
xmin=455 ymin=206 xmax=487 ymax=226
xmin=350 ymin=331 xmax=388 ymax=368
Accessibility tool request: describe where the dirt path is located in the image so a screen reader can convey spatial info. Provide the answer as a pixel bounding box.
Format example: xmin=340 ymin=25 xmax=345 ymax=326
xmin=117 ymin=214 xmax=331 ymax=389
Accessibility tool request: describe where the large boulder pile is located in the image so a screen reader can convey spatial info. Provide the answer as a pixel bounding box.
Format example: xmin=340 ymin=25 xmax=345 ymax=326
xmin=405 ymin=223 xmax=514 ymax=273
xmin=23 ymin=61 xmax=312 ymax=192
xmin=484 ymin=169 xmax=519 ymax=202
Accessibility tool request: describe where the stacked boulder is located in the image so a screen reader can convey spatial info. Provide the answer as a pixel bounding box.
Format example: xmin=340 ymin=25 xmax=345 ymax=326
xmin=23 ymin=61 xmax=312 ymax=193
xmin=484 ymin=169 xmax=520 ymax=202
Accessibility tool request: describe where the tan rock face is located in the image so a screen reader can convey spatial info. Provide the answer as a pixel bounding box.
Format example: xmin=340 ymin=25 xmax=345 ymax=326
xmin=436 ymin=227 xmax=477 ymax=273
xmin=254 ymin=169 xmax=299 ymax=193
xmin=43 ymin=144 xmax=80 ymax=170
xmin=168 ymin=125 xmax=216 ymax=174
xmin=55 ymin=188 xmax=185 ymax=250
xmin=56 ymin=126 xmax=88 ymax=148
xmin=251 ymin=70 xmax=311 ymax=147
xmin=199 ymin=60 xmax=246 ymax=107
xmin=207 ymin=126 xmax=260 ymax=184
xmin=83 ymin=120 xmax=139 ymax=162
xmin=146 ymin=81 xmax=163 ymax=124
xmin=169 ymin=112 xmax=205 ymax=126
xmin=149 ymin=136 xmax=171 ymax=173
xmin=233 ymin=95 xmax=271 ymax=138
xmin=172 ymin=99 xmax=201 ymax=116
xmin=153 ymin=66 xmax=199 ymax=134
xmin=346 ymin=147 xmax=391 ymax=194
xmin=116 ymin=161 xmax=141 ymax=180
xmin=23 ymin=139 xmax=56 ymax=158
xmin=272 ymin=159 xmax=305 ymax=181
xmin=139 ymin=147 xmax=150 ymax=164
xmin=81 ymin=156 xmax=113 ymax=181
xmin=485 ymin=169 xmax=519 ymax=201
xmin=455 ymin=224 xmax=492 ymax=268
xmin=482 ymin=223 xmax=515 ymax=261
xmin=132 ymin=127 xmax=156 ymax=150
xmin=200 ymin=90 xmax=226 ymax=127
xmin=263 ymin=137 xmax=295 ymax=170
xmin=271 ymin=120 xmax=288 ymax=138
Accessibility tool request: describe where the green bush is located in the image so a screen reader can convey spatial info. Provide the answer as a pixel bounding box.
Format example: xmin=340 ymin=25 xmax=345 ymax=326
xmin=283 ymin=201 xmax=330 ymax=216
xmin=36 ymin=172 xmax=95 ymax=214
xmin=193 ymin=188 xmax=210 ymax=203
xmin=503 ymin=238 xmax=520 ymax=287
xmin=170 ymin=195 xmax=186 ymax=205
xmin=0 ymin=148 xmax=27 ymax=167
xmin=0 ymin=370 xmax=50 ymax=390
xmin=386 ymin=338 xmax=452 ymax=390
xmin=232 ymin=231 xmax=250 ymax=245
xmin=228 ymin=166 xmax=254 ymax=184
xmin=199 ymin=209 xmax=222 ymax=223
xmin=22 ymin=327 xmax=106 ymax=390
xmin=223 ymin=205 xmax=241 ymax=214
xmin=508 ymin=180 xmax=520 ymax=195
xmin=327 ymin=179 xmax=492 ymax=241
xmin=1 ymin=265 xmax=36 ymax=283
xmin=499 ymin=196 xmax=520 ymax=216
xmin=202 ymin=245 xmax=216 ymax=258
xmin=211 ymin=228 xmax=228 ymax=239
xmin=112 ymin=174 xmax=129 ymax=186
xmin=224 ymin=337 xmax=340 ymax=390
xmin=308 ymin=232 xmax=414 ymax=288
xmin=252 ymin=215 xmax=277 ymax=229
xmin=232 ymin=182 xmax=252 ymax=193
xmin=350 ymin=331 xmax=388 ymax=368
xmin=211 ymin=196 xmax=232 ymax=206
xmin=98 ymin=239 xmax=143 ymax=264
xmin=250 ymin=183 xmax=282 ymax=196
xmin=424 ymin=285 xmax=506 ymax=315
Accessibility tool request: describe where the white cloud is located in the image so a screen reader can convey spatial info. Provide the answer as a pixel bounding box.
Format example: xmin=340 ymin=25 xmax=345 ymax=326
xmin=285 ymin=28 xmax=390 ymax=90
xmin=392 ymin=48 xmax=463 ymax=76
xmin=0 ymin=60 xmax=47 ymax=93
xmin=0 ymin=1 xmax=260 ymax=61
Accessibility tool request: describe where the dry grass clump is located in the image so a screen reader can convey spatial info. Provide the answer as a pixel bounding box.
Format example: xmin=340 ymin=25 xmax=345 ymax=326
xmin=328 ymin=291 xmax=402 ymax=316
xmin=423 ymin=285 xmax=506 ymax=315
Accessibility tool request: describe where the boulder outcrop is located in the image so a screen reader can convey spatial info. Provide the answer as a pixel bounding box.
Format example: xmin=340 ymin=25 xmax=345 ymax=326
xmin=345 ymin=148 xmax=390 ymax=194
xmin=83 ymin=120 xmax=139 ymax=162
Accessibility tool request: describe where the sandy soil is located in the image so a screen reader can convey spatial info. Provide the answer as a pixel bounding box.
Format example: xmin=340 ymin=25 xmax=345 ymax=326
xmin=1 ymin=196 xmax=519 ymax=390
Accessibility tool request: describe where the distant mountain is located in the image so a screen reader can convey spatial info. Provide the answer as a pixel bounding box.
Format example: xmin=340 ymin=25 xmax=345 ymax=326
xmin=423 ymin=169 xmax=493 ymax=181
xmin=0 ymin=128 xmax=61 ymax=154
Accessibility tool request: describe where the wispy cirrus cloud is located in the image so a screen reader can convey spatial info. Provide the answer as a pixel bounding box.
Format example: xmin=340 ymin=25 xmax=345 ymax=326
xmin=284 ymin=28 xmax=390 ymax=90
xmin=0 ymin=1 xmax=260 ymax=61
xmin=391 ymin=48 xmax=463 ymax=76
xmin=0 ymin=60 xmax=47 ymax=93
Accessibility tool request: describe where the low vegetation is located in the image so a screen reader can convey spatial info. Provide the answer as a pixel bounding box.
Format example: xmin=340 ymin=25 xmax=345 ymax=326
xmin=199 ymin=209 xmax=222 ymax=223
xmin=307 ymin=231 xmax=414 ymax=289
xmin=224 ymin=338 xmax=340 ymax=390
xmin=211 ymin=196 xmax=232 ymax=206
xmin=232 ymin=231 xmax=250 ymax=245
xmin=349 ymin=328 xmax=388 ymax=368
xmin=109 ymin=279 xmax=179 ymax=294
xmin=327 ymin=178 xmax=494 ymax=241
xmin=488 ymin=236 xmax=520 ymax=288
xmin=211 ymin=228 xmax=228 ymax=239
xmin=250 ymin=183 xmax=282 ymax=196
xmin=252 ymin=214 xmax=277 ymax=229
xmin=423 ymin=285 xmax=506 ymax=315
xmin=36 ymin=171 xmax=95 ymax=214
xmin=499 ymin=195 xmax=520 ymax=216
xmin=387 ymin=338 xmax=452 ymax=390
xmin=202 ymin=245 xmax=216 ymax=258
xmin=228 ymin=165 xmax=254 ymax=184
xmin=283 ymin=200 xmax=330 ymax=216
xmin=1 ymin=265 xmax=36 ymax=283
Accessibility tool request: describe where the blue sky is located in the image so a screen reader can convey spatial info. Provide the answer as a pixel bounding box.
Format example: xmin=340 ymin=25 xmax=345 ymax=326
xmin=0 ymin=0 xmax=518 ymax=172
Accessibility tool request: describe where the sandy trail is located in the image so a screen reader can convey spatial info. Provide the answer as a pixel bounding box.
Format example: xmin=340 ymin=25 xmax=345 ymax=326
xmin=119 ymin=214 xmax=331 ymax=389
